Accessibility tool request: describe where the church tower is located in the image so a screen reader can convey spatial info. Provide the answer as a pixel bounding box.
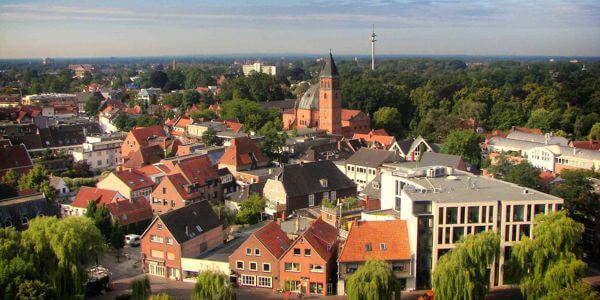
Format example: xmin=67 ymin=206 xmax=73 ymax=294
xmin=319 ymin=51 xmax=342 ymax=135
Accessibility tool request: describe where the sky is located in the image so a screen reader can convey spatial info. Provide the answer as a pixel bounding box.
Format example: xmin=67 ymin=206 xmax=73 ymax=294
xmin=0 ymin=0 xmax=599 ymax=59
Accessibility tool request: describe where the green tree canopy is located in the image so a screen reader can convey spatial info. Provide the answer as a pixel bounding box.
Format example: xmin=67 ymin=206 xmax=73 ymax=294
xmin=509 ymin=211 xmax=586 ymax=300
xmin=588 ymin=122 xmax=600 ymax=140
xmin=441 ymin=130 xmax=483 ymax=168
xmin=236 ymin=193 xmax=266 ymax=225
xmin=84 ymin=95 xmax=101 ymax=117
xmin=550 ymin=169 xmax=599 ymax=222
xmin=18 ymin=164 xmax=49 ymax=191
xmin=432 ymin=231 xmax=500 ymax=300
xmin=373 ymin=106 xmax=402 ymax=136
xmin=192 ymin=270 xmax=234 ymax=300
xmin=504 ymin=161 xmax=541 ymax=190
xmin=258 ymin=121 xmax=287 ymax=162
xmin=110 ymin=220 xmax=125 ymax=262
xmin=130 ymin=276 xmax=151 ymax=300
xmin=346 ymin=259 xmax=401 ymax=300
xmin=201 ymin=128 xmax=221 ymax=146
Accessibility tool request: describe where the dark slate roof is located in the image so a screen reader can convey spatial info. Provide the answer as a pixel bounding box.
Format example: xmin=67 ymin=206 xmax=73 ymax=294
xmin=227 ymin=182 xmax=266 ymax=203
xmin=360 ymin=174 xmax=382 ymax=200
xmin=346 ymin=148 xmax=396 ymax=168
xmin=397 ymin=139 xmax=414 ymax=155
xmin=319 ymin=52 xmax=339 ymax=78
xmin=0 ymin=193 xmax=58 ymax=231
xmin=277 ymin=161 xmax=356 ymax=197
xmin=158 ymin=200 xmax=223 ymax=244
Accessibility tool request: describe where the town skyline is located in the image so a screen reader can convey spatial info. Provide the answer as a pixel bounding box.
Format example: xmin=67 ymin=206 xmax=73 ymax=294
xmin=1 ymin=0 xmax=600 ymax=59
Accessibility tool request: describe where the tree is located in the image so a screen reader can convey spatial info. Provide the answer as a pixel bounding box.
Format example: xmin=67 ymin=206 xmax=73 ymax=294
xmin=526 ymin=108 xmax=561 ymax=132
xmin=85 ymin=200 xmax=98 ymax=218
xmin=441 ymin=130 xmax=483 ymax=168
xmin=1 ymin=169 xmax=18 ymax=186
xmin=236 ymin=193 xmax=266 ymax=225
xmin=94 ymin=204 xmax=113 ymax=242
xmin=550 ymin=169 xmax=599 ymax=222
xmin=373 ymin=107 xmax=402 ymax=136
xmin=18 ymin=164 xmax=49 ymax=191
xmin=130 ymin=276 xmax=151 ymax=300
xmin=84 ymin=95 xmax=101 ymax=117
xmin=432 ymin=231 xmax=500 ymax=300
xmin=38 ymin=181 xmax=57 ymax=202
xmin=258 ymin=121 xmax=287 ymax=161
xmin=509 ymin=212 xmax=586 ymax=300
xmin=540 ymin=281 xmax=599 ymax=300
xmin=149 ymin=293 xmax=174 ymax=300
xmin=16 ymin=280 xmax=56 ymax=300
xmin=589 ymin=122 xmax=600 ymax=140
xmin=149 ymin=70 xmax=168 ymax=89
xmin=346 ymin=259 xmax=400 ymax=300
xmin=110 ymin=220 xmax=125 ymax=262
xmin=504 ymin=161 xmax=541 ymax=190
xmin=201 ymin=128 xmax=220 ymax=146
xmin=192 ymin=270 xmax=234 ymax=300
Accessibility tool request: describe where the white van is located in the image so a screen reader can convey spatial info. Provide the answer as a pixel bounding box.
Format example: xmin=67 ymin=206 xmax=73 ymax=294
xmin=124 ymin=234 xmax=141 ymax=246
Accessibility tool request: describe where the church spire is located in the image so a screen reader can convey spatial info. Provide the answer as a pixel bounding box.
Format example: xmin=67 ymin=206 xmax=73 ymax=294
xmin=320 ymin=51 xmax=339 ymax=78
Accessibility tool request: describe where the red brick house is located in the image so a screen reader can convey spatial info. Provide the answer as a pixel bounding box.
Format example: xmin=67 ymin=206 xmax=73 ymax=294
xmin=150 ymin=155 xmax=221 ymax=214
xmin=141 ymin=200 xmax=224 ymax=281
xmin=279 ymin=218 xmax=338 ymax=295
xmin=63 ymin=186 xmax=124 ymax=217
xmin=0 ymin=143 xmax=33 ymax=177
xmin=106 ymin=196 xmax=153 ymax=229
xmin=337 ymin=220 xmax=412 ymax=294
xmin=121 ymin=125 xmax=167 ymax=158
xmin=218 ymin=136 xmax=269 ymax=176
xmin=229 ymin=221 xmax=292 ymax=290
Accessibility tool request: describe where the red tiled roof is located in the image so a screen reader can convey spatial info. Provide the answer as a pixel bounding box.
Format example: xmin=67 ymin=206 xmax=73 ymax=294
xmin=130 ymin=125 xmax=167 ymax=145
xmin=106 ymin=197 xmax=153 ymax=226
xmin=165 ymin=173 xmax=202 ymax=200
xmin=353 ymin=130 xmax=396 ymax=147
xmin=135 ymin=164 xmax=169 ymax=177
xmin=111 ymin=170 xmax=155 ymax=190
xmin=570 ymin=140 xmax=600 ymax=151
xmin=123 ymin=145 xmax=164 ymax=169
xmin=512 ymin=127 xmax=543 ymax=135
xmin=196 ymin=87 xmax=210 ymax=93
xmin=218 ymin=137 xmax=268 ymax=167
xmin=338 ymin=220 xmax=411 ymax=262
xmin=297 ymin=218 xmax=338 ymax=260
xmin=225 ymin=120 xmax=244 ymax=133
xmin=254 ymin=221 xmax=292 ymax=258
xmin=341 ymin=109 xmax=368 ymax=121
xmin=209 ymin=104 xmax=221 ymax=111
xmin=72 ymin=186 xmax=121 ymax=208
xmin=174 ymin=117 xmax=193 ymax=128
xmin=0 ymin=144 xmax=33 ymax=176
xmin=539 ymin=171 xmax=556 ymax=186
xmin=170 ymin=155 xmax=218 ymax=186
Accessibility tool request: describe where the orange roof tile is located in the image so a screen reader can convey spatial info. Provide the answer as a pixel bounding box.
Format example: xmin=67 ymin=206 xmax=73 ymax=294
xmin=218 ymin=137 xmax=268 ymax=167
xmin=72 ymin=186 xmax=122 ymax=208
xmin=353 ymin=130 xmax=396 ymax=147
xmin=170 ymin=155 xmax=218 ymax=186
xmin=254 ymin=221 xmax=293 ymax=258
xmin=338 ymin=220 xmax=411 ymax=262
xmin=341 ymin=109 xmax=368 ymax=121
xmin=130 ymin=125 xmax=167 ymax=145
xmin=106 ymin=197 xmax=153 ymax=226
xmin=570 ymin=140 xmax=600 ymax=151
xmin=111 ymin=170 xmax=155 ymax=190
xmin=293 ymin=218 xmax=338 ymax=260
xmin=225 ymin=120 xmax=244 ymax=133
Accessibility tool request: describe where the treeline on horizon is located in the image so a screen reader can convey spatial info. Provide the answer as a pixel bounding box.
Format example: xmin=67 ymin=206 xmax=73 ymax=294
xmin=1 ymin=58 xmax=599 ymax=143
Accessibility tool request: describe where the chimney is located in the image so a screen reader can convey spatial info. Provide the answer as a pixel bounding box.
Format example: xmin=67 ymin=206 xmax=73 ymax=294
xmin=365 ymin=195 xmax=369 ymax=210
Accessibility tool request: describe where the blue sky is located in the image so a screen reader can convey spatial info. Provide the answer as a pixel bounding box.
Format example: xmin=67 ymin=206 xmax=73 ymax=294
xmin=0 ymin=0 xmax=599 ymax=58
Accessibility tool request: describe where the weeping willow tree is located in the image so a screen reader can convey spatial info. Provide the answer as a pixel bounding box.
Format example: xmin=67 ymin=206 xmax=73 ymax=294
xmin=149 ymin=293 xmax=174 ymax=300
xmin=130 ymin=276 xmax=151 ymax=300
xmin=21 ymin=216 xmax=106 ymax=298
xmin=509 ymin=211 xmax=586 ymax=300
xmin=432 ymin=230 xmax=500 ymax=300
xmin=192 ymin=270 xmax=235 ymax=300
xmin=346 ymin=259 xmax=400 ymax=300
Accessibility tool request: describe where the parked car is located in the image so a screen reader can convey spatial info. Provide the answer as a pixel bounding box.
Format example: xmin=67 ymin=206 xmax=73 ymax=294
xmin=125 ymin=234 xmax=141 ymax=246
xmin=85 ymin=265 xmax=111 ymax=296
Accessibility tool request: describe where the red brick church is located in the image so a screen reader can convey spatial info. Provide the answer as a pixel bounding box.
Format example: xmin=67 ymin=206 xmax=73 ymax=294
xmin=282 ymin=52 xmax=370 ymax=137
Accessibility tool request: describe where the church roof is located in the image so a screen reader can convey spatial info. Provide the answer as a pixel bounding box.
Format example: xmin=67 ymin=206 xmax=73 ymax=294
xmin=298 ymin=84 xmax=320 ymax=110
xmin=320 ymin=52 xmax=339 ymax=78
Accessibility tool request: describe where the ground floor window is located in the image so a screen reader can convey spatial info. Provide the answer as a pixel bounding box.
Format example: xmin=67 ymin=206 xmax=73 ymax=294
xmin=257 ymin=276 xmax=272 ymax=288
xmin=149 ymin=264 xmax=165 ymax=277
xmin=309 ymin=282 xmax=323 ymax=294
xmin=241 ymin=274 xmax=256 ymax=286
xmin=284 ymin=280 xmax=301 ymax=292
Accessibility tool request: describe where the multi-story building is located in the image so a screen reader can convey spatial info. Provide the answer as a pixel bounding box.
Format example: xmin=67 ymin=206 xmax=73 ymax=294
xmin=97 ymin=170 xmax=155 ymax=201
xmin=229 ymin=221 xmax=292 ymax=290
xmin=388 ymin=136 xmax=440 ymax=162
xmin=343 ymin=148 xmax=396 ymax=190
xmin=140 ymin=201 xmax=223 ymax=281
xmin=242 ymin=62 xmax=277 ymax=76
xmin=337 ymin=220 xmax=412 ymax=294
xmin=263 ymin=160 xmax=357 ymax=216
xmin=380 ymin=165 xmax=563 ymax=289
xmin=217 ymin=137 xmax=269 ymax=177
xmin=278 ymin=218 xmax=338 ymax=295
xmin=136 ymin=88 xmax=162 ymax=103
xmin=22 ymin=93 xmax=78 ymax=106
xmin=72 ymin=135 xmax=123 ymax=171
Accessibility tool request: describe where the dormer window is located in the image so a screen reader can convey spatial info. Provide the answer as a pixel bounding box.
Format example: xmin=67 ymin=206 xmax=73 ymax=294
xmin=319 ymin=179 xmax=328 ymax=188
xmin=373 ymin=181 xmax=380 ymax=189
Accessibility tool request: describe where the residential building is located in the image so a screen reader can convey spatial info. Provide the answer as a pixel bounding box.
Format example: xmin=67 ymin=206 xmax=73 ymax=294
xmin=569 ymin=140 xmax=600 ymax=151
xmin=218 ymin=137 xmax=269 ymax=177
xmin=242 ymin=62 xmax=277 ymax=76
xmin=218 ymin=168 xmax=238 ymax=196
xmin=186 ymin=122 xmax=228 ymax=138
xmin=106 ymin=197 xmax=154 ymax=230
xmin=134 ymin=163 xmax=170 ymax=184
xmin=388 ymin=136 xmax=440 ymax=161
xmin=282 ymin=53 xmax=370 ymax=137
xmin=263 ymin=160 xmax=356 ymax=216
xmin=22 ymin=93 xmax=78 ymax=106
xmin=67 ymin=64 xmax=95 ymax=78
xmin=343 ymin=148 xmax=397 ymax=190
xmin=352 ymin=129 xmax=396 ymax=149
xmin=0 ymin=143 xmax=33 ymax=177
xmin=97 ymin=170 xmax=155 ymax=201
xmin=121 ymin=125 xmax=168 ymax=158
xmin=72 ymin=135 xmax=123 ymax=171
xmin=279 ymin=218 xmax=338 ymax=295
xmin=150 ymin=155 xmax=220 ymax=214
xmin=0 ymin=192 xmax=58 ymax=230
xmin=48 ymin=176 xmax=70 ymax=200
xmin=337 ymin=220 xmax=412 ymax=294
xmin=380 ymin=165 xmax=564 ymax=289
xmin=141 ymin=201 xmax=224 ymax=281
xmin=137 ymin=88 xmax=163 ymax=103
xmin=169 ymin=117 xmax=193 ymax=141
xmin=229 ymin=221 xmax=292 ymax=290
xmin=62 ymin=187 xmax=124 ymax=217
